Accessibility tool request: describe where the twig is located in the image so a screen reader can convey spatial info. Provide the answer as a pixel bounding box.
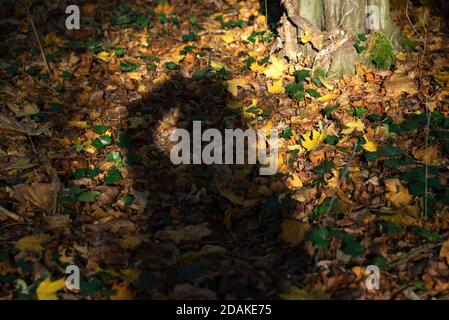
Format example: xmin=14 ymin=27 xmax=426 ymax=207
xmin=423 ymin=109 xmax=432 ymax=220
xmin=406 ymin=0 xmax=421 ymax=38
xmin=24 ymin=3 xmax=52 ymax=76
xmin=390 ymin=232 xmax=449 ymax=268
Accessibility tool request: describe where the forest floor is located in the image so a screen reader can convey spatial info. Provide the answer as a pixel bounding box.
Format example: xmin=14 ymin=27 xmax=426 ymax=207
xmin=1 ymin=0 xmax=449 ymax=300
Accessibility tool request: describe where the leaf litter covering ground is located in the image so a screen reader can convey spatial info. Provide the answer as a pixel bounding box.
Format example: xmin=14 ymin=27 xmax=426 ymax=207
xmin=0 ymin=0 xmax=449 ymax=300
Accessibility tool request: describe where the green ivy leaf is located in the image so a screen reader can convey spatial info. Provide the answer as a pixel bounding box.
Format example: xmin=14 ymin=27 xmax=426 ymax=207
xmin=105 ymin=169 xmax=122 ymax=185
xmin=165 ymin=62 xmax=180 ymax=70
xmin=120 ymin=60 xmax=140 ymax=72
xmin=78 ymin=191 xmax=101 ymax=202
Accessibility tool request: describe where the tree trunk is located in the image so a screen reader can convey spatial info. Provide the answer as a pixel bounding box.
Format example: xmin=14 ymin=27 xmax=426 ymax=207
xmin=278 ymin=0 xmax=394 ymax=78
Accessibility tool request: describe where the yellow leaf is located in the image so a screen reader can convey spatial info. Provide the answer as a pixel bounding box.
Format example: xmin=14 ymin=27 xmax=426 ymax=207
xmin=127 ymin=72 xmax=143 ymax=80
xmin=250 ymin=62 xmax=266 ymax=73
xmin=221 ymin=32 xmax=235 ymax=44
xmin=396 ymin=52 xmax=407 ymax=61
xmin=382 ymin=212 xmax=418 ymax=226
xmin=341 ymin=119 xmax=365 ymax=135
xmin=300 ymin=129 xmax=327 ymax=151
xmin=111 ymin=281 xmax=133 ymax=300
xmin=243 ymin=99 xmax=258 ymax=119
xmin=300 ymin=31 xmax=312 ymax=44
xmin=385 ymin=178 xmax=413 ymax=207
xmin=362 ymin=134 xmax=378 ymax=152
xmin=263 ymin=56 xmax=286 ymax=80
xmin=267 ymin=80 xmax=285 ymax=94
xmin=211 ymin=60 xmax=227 ymax=70
xmin=434 ymin=71 xmax=449 ymax=87
xmin=36 ymin=277 xmax=66 ymax=300
xmin=412 ymin=146 xmax=441 ymax=165
xmin=439 ymin=239 xmax=449 ymax=264
xmin=286 ymin=173 xmax=303 ymax=189
xmin=280 ymin=284 xmax=330 ymax=300
xmin=68 ymin=121 xmax=88 ymax=129
xmin=119 ymin=234 xmax=144 ymax=249
xmin=43 ymin=33 xmax=64 ymax=46
xmin=16 ymin=234 xmax=50 ymax=253
xmin=155 ymin=2 xmax=174 ymax=15
xmin=261 ymin=121 xmax=273 ymax=136
xmin=226 ymin=78 xmax=248 ymax=97
xmin=97 ymin=51 xmax=112 ymax=62
xmin=317 ymin=93 xmax=338 ymax=102
xmin=138 ymin=84 xmax=149 ymax=93
xmin=281 ymin=220 xmax=309 ymax=246
xmin=228 ymin=101 xmax=244 ymax=110
xmin=217 ymin=183 xmax=243 ymax=205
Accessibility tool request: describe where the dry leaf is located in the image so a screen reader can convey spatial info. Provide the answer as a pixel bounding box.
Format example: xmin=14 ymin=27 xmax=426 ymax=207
xmin=111 ymin=281 xmax=133 ymax=300
xmin=362 ymin=134 xmax=378 ymax=152
xmin=16 ymin=234 xmax=50 ymax=253
xmin=216 ymin=183 xmax=244 ymax=205
xmin=226 ymin=78 xmax=248 ymax=97
xmin=286 ymin=173 xmax=303 ymax=189
xmin=267 ymin=79 xmax=285 ymax=94
xmin=12 ymin=181 xmax=61 ymax=214
xmin=281 ymin=220 xmax=309 ymax=246
xmin=412 ymin=146 xmax=441 ymax=165
xmin=341 ymin=119 xmax=364 ymax=135
xmin=439 ymin=239 xmax=449 ymax=264
xmin=36 ymin=277 xmax=66 ymax=300
xmin=384 ymin=73 xmax=418 ymax=99
xmin=263 ymin=56 xmax=286 ymax=80
xmin=157 ymin=223 xmax=212 ymax=244
xmin=385 ymin=178 xmax=413 ymax=207
xmin=300 ymin=129 xmax=327 ymax=151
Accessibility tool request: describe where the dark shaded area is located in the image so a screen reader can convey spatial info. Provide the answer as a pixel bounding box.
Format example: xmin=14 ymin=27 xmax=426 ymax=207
xmin=259 ymin=0 xmax=283 ymax=30
xmin=0 ymin=0 xmax=311 ymax=299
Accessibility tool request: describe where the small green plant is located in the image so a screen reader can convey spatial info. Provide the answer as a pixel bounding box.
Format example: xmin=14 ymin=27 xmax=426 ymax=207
xmin=368 ymin=33 xmax=395 ymax=69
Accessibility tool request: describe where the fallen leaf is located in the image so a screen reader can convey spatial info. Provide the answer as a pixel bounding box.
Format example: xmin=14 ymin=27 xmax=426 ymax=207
xmin=263 ymin=56 xmax=286 ymax=80
xmin=412 ymin=146 xmax=441 ymax=165
xmin=36 ymin=277 xmax=66 ymax=300
xmin=267 ymin=79 xmax=285 ymax=94
xmin=362 ymin=134 xmax=378 ymax=152
xmin=111 ymin=281 xmax=133 ymax=300
xmin=286 ymin=173 xmax=303 ymax=189
xmin=97 ymin=51 xmax=113 ymax=62
xmin=300 ymin=30 xmax=312 ymax=44
xmin=226 ymin=78 xmax=248 ymax=97
xmin=384 ymin=73 xmax=418 ymax=99
xmin=250 ymin=62 xmax=266 ymax=73
xmin=439 ymin=239 xmax=449 ymax=264
xmin=217 ymin=183 xmax=244 ymax=205
xmin=12 ymin=181 xmax=61 ymax=214
xmin=157 ymin=223 xmax=213 ymax=244
xmin=280 ymin=284 xmax=330 ymax=300
xmin=16 ymin=234 xmax=50 ymax=253
xmin=317 ymin=92 xmax=338 ymax=102
xmin=341 ymin=119 xmax=364 ymax=135
xmin=300 ymin=129 xmax=327 ymax=151
xmin=385 ymin=178 xmax=413 ymax=207
xmin=281 ymin=220 xmax=309 ymax=246
xmin=221 ymin=32 xmax=235 ymax=44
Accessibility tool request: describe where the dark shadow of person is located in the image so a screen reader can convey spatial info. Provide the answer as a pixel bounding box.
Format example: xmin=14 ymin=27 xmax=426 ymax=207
xmin=115 ymin=73 xmax=306 ymax=299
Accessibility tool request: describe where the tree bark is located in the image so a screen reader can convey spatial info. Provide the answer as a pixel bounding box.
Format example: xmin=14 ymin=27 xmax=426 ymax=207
xmin=278 ymin=0 xmax=393 ymax=78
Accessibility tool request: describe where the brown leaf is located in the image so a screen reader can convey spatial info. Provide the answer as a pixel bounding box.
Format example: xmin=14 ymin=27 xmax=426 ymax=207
xmin=156 ymin=223 xmax=213 ymax=244
xmin=281 ymin=220 xmax=310 ymax=246
xmin=384 ymin=73 xmax=418 ymax=100
xmin=12 ymin=180 xmax=61 ymax=214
